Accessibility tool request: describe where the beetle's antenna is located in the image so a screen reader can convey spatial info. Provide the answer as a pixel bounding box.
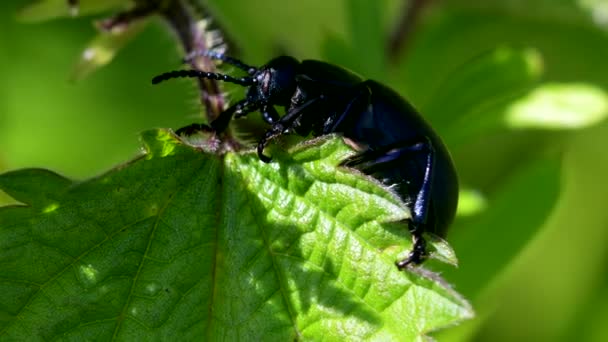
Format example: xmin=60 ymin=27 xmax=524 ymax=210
xmin=152 ymin=70 xmax=255 ymax=86
xmin=183 ymin=50 xmax=258 ymax=75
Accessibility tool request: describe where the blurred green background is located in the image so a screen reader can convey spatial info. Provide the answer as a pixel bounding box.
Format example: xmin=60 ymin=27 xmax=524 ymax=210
xmin=2 ymin=0 xmax=608 ymax=341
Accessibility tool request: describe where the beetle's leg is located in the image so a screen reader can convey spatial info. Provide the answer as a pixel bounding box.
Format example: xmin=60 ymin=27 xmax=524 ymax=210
xmin=175 ymin=98 xmax=258 ymax=135
xmin=257 ymin=97 xmax=324 ymax=162
xmin=210 ymin=98 xmax=261 ymax=133
xmin=342 ymin=137 xmax=435 ymax=269
xmin=260 ymin=105 xmax=280 ymax=124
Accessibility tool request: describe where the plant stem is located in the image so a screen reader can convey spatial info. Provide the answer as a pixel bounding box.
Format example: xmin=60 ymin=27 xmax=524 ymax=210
xmin=387 ymin=0 xmax=435 ymax=63
xmin=158 ymin=0 xmax=228 ymax=123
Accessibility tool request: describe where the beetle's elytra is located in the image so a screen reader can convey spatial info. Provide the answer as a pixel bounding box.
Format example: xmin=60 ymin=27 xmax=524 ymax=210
xmin=153 ymin=52 xmax=459 ymax=269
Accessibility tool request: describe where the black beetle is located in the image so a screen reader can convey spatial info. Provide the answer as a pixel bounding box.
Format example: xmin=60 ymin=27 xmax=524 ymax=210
xmin=152 ymin=52 xmax=459 ymax=269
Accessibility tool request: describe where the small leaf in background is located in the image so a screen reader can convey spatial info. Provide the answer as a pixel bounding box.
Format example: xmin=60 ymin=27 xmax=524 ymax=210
xmin=71 ymin=18 xmax=149 ymax=80
xmin=0 ymin=129 xmax=471 ymax=340
xmin=505 ymin=83 xmax=608 ymax=129
xmin=18 ymin=0 xmax=126 ymax=22
xmin=0 ymin=168 xmax=73 ymax=206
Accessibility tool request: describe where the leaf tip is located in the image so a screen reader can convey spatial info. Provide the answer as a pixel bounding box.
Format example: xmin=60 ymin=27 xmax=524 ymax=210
xmin=0 ymin=168 xmax=73 ymax=206
xmin=428 ymin=234 xmax=459 ymax=267
xmin=140 ymin=128 xmax=183 ymax=158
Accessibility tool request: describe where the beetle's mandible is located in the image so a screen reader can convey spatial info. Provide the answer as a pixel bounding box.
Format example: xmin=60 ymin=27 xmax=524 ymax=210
xmin=152 ymin=52 xmax=459 ymax=269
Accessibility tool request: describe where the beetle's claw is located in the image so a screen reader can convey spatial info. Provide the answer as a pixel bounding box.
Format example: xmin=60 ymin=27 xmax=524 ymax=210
xmin=257 ymin=141 xmax=272 ymax=163
xmin=395 ymin=252 xmax=423 ymax=270
xmin=396 ymin=233 xmax=428 ymax=270
xmin=259 ymin=151 xmax=272 ymax=163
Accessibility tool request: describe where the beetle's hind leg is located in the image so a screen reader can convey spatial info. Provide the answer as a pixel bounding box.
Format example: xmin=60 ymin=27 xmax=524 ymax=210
xmin=341 ymin=137 xmax=435 ymax=269
xmin=396 ymin=223 xmax=428 ymax=269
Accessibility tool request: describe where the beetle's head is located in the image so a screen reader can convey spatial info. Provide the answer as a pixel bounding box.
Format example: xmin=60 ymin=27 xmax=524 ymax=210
xmin=247 ymin=56 xmax=299 ymax=107
xmin=151 ymin=53 xmax=301 ymax=134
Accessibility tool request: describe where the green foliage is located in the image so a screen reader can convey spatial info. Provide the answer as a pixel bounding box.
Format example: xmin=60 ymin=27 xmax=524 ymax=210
xmin=3 ymin=0 xmax=608 ymax=341
xmin=0 ymin=130 xmax=471 ymax=340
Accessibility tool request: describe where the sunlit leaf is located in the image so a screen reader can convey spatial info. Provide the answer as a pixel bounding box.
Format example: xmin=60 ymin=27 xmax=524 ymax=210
xmin=578 ymin=0 xmax=608 ymax=29
xmin=505 ymin=83 xmax=608 ymax=129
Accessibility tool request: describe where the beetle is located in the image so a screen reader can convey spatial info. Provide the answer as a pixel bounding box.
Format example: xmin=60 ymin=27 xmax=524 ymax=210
xmin=152 ymin=52 xmax=459 ymax=269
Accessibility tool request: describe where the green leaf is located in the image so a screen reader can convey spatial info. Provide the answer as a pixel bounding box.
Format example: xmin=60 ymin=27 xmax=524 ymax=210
xmin=0 ymin=129 xmax=471 ymax=340
xmin=423 ymin=46 xmax=543 ymax=140
xmin=0 ymin=168 xmax=73 ymax=207
xmin=71 ymin=19 xmax=150 ymax=81
xmin=323 ymin=0 xmax=386 ymax=80
xmin=442 ymin=157 xmax=562 ymax=298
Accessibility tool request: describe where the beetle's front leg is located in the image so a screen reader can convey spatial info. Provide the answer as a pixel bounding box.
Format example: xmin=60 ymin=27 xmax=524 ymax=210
xmin=210 ymin=98 xmax=260 ymax=133
xmin=259 ymin=105 xmax=280 ymax=125
xmin=342 ymin=137 xmax=435 ymax=269
xmin=257 ymin=97 xmax=324 ymax=162
xmin=175 ymin=98 xmax=259 ymax=136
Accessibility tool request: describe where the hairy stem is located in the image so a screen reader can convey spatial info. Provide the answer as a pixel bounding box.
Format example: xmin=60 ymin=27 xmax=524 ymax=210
xmin=387 ymin=0 xmax=435 ymax=63
xmin=158 ymin=0 xmax=228 ymax=123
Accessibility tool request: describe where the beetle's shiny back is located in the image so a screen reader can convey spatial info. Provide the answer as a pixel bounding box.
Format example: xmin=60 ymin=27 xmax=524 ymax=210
xmin=334 ymin=81 xmax=458 ymax=237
